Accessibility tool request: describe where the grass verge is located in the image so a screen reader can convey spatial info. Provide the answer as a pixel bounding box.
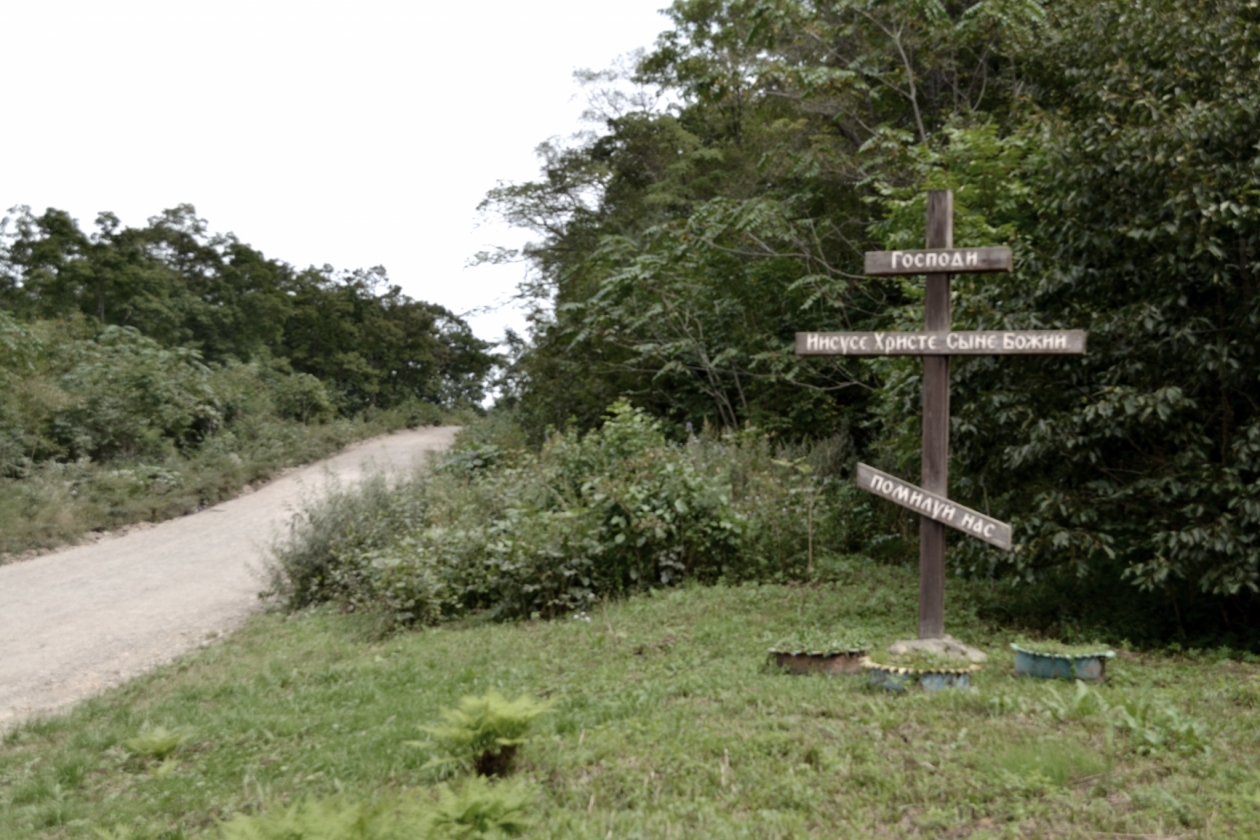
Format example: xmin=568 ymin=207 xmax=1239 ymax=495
xmin=0 ymin=404 xmax=470 ymax=561
xmin=2 ymin=564 xmax=1257 ymax=838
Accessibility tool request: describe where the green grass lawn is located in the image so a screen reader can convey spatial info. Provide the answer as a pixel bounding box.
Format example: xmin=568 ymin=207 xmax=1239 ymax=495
xmin=3 ymin=561 xmax=1259 ymax=838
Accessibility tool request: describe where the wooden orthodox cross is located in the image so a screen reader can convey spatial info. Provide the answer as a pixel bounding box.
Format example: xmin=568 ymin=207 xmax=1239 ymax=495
xmin=796 ymin=190 xmax=1087 ymax=639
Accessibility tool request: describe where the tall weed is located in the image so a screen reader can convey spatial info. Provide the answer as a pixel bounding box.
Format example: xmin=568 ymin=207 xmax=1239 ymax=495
xmin=264 ymin=472 xmax=429 ymax=612
xmin=1038 ymin=681 xmax=1210 ymax=756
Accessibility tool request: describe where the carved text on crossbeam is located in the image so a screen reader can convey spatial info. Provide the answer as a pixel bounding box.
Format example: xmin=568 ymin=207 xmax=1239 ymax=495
xmin=864 ymin=247 xmax=1012 ymax=276
xmin=796 ymin=330 xmax=1087 ymax=356
xmin=856 ymin=464 xmax=1011 ymax=550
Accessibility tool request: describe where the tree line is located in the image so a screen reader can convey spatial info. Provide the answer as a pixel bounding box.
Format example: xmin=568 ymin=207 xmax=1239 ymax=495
xmin=1 ymin=204 xmax=494 ymax=412
xmin=485 ymin=0 xmax=1260 ymax=638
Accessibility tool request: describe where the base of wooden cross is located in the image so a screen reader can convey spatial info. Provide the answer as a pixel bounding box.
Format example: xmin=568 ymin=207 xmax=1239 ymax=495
xmin=919 ymin=519 xmax=947 ymax=639
xmin=887 ymin=635 xmax=988 ymax=664
xmin=920 ymin=190 xmax=954 ymax=640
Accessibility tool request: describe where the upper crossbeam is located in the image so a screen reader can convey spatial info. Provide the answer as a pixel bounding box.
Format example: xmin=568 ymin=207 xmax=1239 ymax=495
xmin=864 ymin=247 xmax=1012 ymax=276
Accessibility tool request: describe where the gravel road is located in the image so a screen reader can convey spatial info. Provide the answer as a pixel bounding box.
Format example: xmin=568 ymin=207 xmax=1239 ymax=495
xmin=0 ymin=425 xmax=458 ymax=731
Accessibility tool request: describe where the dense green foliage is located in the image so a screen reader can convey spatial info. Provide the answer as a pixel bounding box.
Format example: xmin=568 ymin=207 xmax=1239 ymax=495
xmin=482 ymin=0 xmax=1260 ymax=637
xmin=945 ymin=1 xmax=1260 ymax=627
xmin=1 ymin=205 xmax=494 ymax=410
xmin=5 ymin=582 xmax=1257 ymax=838
xmin=267 ymin=405 xmax=867 ymax=632
xmin=0 ymin=297 xmax=463 ymax=556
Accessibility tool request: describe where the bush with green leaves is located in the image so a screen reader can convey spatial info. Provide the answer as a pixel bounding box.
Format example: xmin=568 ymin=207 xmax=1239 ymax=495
xmin=271 ymin=371 xmax=335 ymax=423
xmin=51 ymin=325 xmax=222 ymax=461
xmin=472 ymin=402 xmax=748 ymax=611
xmin=0 ymin=315 xmax=219 ymax=471
xmin=263 ymin=472 xmax=431 ymax=614
xmin=269 ymin=403 xmax=858 ymax=628
xmin=0 ymin=311 xmax=389 ymax=482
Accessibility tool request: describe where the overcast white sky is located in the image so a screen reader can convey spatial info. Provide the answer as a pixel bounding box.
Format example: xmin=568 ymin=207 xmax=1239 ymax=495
xmin=0 ymin=1 xmax=672 ymax=344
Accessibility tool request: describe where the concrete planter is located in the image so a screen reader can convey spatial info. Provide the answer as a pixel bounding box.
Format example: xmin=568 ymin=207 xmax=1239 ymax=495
xmin=863 ymin=657 xmax=978 ymax=692
xmin=1010 ymin=644 xmax=1114 ymax=681
xmin=768 ymin=649 xmax=867 ymax=675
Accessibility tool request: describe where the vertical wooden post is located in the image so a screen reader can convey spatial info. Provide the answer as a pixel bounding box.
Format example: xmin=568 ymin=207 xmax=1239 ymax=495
xmin=919 ymin=190 xmax=953 ymax=639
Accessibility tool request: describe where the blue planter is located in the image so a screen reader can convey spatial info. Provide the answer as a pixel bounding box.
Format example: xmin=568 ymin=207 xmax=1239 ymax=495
xmin=864 ymin=659 xmax=976 ymax=693
xmin=1010 ymin=644 xmax=1115 ymax=681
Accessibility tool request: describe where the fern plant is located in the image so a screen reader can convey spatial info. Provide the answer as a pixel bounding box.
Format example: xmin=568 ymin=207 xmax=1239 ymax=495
xmin=429 ymin=776 xmax=533 ymax=838
xmin=215 ymin=784 xmax=533 ymax=840
xmin=413 ymin=690 xmax=553 ymax=777
xmin=217 ymin=796 xmax=422 ymax=840
xmin=123 ymin=723 xmax=190 ymax=760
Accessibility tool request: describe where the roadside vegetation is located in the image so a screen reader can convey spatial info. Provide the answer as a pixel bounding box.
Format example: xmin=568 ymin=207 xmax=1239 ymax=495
xmin=267 ymin=403 xmax=871 ymax=634
xmin=2 ymin=575 xmax=1253 ymax=839
xmin=0 ymin=208 xmax=493 ymax=558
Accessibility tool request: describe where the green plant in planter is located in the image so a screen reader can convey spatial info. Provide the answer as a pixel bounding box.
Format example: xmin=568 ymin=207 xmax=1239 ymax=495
xmin=1012 ymin=637 xmax=1114 ymax=656
xmin=864 ymin=650 xmax=975 ymax=672
xmin=413 ymin=691 xmax=553 ymax=777
xmin=771 ymin=628 xmax=866 ymax=654
xmin=864 ymin=648 xmax=978 ymax=692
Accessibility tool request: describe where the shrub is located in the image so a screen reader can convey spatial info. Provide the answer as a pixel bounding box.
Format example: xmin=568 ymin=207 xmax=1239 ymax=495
xmin=272 ymin=372 xmax=335 ymax=423
xmin=265 ymin=472 xmax=429 ymax=611
xmin=268 ymin=403 xmax=873 ymax=629
xmin=51 ymin=325 xmax=222 ymax=460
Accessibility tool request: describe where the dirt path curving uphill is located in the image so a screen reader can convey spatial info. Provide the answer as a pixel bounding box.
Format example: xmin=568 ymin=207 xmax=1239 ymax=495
xmin=0 ymin=425 xmax=458 ymax=731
